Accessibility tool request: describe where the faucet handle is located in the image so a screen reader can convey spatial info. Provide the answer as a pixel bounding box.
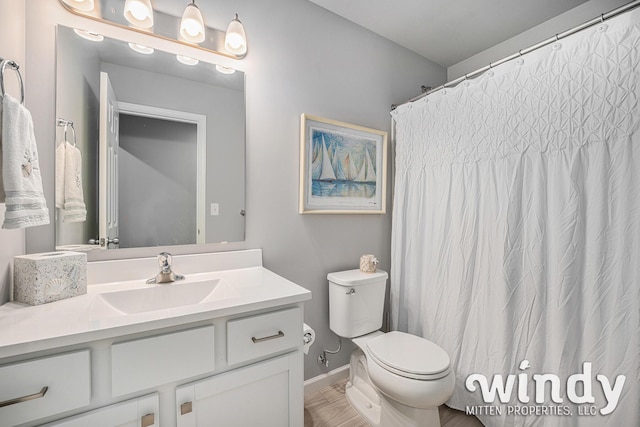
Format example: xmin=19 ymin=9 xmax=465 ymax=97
xmin=158 ymin=252 xmax=173 ymax=272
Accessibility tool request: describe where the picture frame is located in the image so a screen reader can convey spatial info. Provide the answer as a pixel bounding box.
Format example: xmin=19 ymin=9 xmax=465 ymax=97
xmin=299 ymin=114 xmax=387 ymax=214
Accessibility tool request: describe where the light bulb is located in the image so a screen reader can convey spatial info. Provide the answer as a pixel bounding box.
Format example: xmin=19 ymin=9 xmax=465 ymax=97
xmin=124 ymin=0 xmax=154 ymax=29
xmin=226 ymin=34 xmax=244 ymax=50
xmin=224 ymin=14 xmax=247 ymax=56
xmin=129 ymin=4 xmax=148 ymax=20
xmin=180 ymin=2 xmax=205 ymax=44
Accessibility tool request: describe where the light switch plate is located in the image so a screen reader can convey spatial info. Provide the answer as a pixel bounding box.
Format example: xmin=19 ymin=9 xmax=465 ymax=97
xmin=210 ymin=203 xmax=220 ymax=216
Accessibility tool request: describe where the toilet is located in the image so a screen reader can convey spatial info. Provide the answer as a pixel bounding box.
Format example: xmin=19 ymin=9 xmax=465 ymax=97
xmin=328 ymin=269 xmax=454 ymax=427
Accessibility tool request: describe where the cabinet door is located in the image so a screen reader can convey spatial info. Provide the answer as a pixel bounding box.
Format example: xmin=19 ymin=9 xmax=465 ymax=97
xmin=176 ymin=352 xmax=303 ymax=427
xmin=41 ymin=393 xmax=159 ymax=427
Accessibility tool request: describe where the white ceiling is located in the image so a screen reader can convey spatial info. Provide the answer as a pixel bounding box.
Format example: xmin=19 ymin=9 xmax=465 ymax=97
xmin=308 ymin=0 xmax=590 ymax=67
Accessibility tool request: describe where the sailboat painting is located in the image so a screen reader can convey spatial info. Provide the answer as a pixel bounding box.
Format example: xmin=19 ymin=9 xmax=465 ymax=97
xmin=300 ymin=114 xmax=387 ymax=214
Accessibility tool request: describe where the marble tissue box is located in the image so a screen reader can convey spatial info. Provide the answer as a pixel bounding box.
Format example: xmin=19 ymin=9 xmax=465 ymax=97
xmin=14 ymin=251 xmax=87 ymax=305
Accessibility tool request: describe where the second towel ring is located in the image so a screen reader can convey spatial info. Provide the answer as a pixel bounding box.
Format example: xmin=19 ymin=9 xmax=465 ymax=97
xmin=57 ymin=118 xmax=77 ymax=147
xmin=0 ymin=59 xmax=25 ymax=105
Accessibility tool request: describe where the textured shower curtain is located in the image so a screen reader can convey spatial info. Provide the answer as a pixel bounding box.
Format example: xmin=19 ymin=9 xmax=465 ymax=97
xmin=391 ymin=9 xmax=640 ymax=427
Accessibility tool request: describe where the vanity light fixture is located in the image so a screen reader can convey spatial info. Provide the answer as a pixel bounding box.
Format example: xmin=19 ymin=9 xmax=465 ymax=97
xmin=177 ymin=55 xmax=199 ymax=66
xmin=180 ymin=1 xmax=206 ymax=44
xmin=59 ymin=0 xmax=249 ymax=59
xmin=61 ymin=0 xmax=95 ymax=12
xmin=224 ymin=13 xmax=247 ymax=56
xmin=124 ymin=0 xmax=154 ymax=29
xmin=215 ymin=64 xmax=236 ymax=75
xmin=128 ymin=43 xmax=154 ymax=55
xmin=73 ymin=28 xmax=104 ymax=42
xmin=224 ymin=14 xmax=247 ymax=56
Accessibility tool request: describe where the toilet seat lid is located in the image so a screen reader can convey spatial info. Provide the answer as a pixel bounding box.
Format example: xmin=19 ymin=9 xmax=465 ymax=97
xmin=366 ymin=331 xmax=450 ymax=378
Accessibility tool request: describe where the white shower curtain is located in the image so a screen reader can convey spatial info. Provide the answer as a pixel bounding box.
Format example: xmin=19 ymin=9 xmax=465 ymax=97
xmin=391 ymin=9 xmax=640 ymax=427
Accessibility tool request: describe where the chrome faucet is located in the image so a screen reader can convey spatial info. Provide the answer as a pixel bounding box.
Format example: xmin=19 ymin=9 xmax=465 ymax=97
xmin=147 ymin=252 xmax=185 ymax=284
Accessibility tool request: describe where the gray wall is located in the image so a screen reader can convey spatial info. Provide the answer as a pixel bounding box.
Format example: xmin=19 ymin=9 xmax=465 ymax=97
xmin=101 ymin=62 xmax=245 ymax=244
xmin=118 ymin=115 xmax=198 ymax=248
xmin=16 ymin=0 xmax=446 ymax=381
xmin=227 ymin=0 xmax=445 ymax=379
xmin=448 ymin=0 xmax=630 ymax=80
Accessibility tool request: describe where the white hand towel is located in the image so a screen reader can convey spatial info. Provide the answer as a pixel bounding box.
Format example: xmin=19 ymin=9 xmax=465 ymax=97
xmin=62 ymin=141 xmax=86 ymax=223
xmin=55 ymin=140 xmax=65 ymax=209
xmin=1 ymin=93 xmax=50 ymax=229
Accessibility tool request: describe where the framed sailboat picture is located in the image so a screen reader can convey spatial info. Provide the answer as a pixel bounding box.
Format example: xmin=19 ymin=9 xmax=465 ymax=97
xmin=299 ymin=114 xmax=387 ymax=214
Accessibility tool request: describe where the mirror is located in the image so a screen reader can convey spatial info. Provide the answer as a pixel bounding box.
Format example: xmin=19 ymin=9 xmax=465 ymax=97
xmin=55 ymin=25 xmax=246 ymax=251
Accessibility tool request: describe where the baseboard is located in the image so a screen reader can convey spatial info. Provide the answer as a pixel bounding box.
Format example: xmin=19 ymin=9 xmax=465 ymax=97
xmin=304 ymin=364 xmax=350 ymax=396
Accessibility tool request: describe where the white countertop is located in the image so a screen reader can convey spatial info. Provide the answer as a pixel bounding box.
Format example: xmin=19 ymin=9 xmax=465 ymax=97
xmin=0 ymin=250 xmax=312 ymax=359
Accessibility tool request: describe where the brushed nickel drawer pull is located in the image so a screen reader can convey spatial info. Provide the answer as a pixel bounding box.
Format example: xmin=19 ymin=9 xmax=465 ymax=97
xmin=141 ymin=413 xmax=155 ymax=427
xmin=0 ymin=386 xmax=48 ymax=408
xmin=181 ymin=401 xmax=193 ymax=415
xmin=252 ymin=330 xmax=285 ymax=343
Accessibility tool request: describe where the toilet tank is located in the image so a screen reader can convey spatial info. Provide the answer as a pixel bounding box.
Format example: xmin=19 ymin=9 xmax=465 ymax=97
xmin=328 ymin=269 xmax=388 ymax=338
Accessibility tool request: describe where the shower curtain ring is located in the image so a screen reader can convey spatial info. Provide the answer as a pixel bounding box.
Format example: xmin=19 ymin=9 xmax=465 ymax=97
xmin=555 ymin=34 xmax=559 ymax=42
xmin=601 ymin=13 xmax=605 ymax=23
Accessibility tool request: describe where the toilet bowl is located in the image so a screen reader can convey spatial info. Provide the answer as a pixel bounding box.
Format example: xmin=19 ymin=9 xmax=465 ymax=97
xmin=328 ymin=270 xmax=455 ymax=427
xmin=347 ymin=331 xmax=455 ymax=426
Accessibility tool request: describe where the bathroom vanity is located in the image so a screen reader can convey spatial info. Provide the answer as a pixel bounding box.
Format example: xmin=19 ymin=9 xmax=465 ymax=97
xmin=0 ymin=250 xmax=311 ymax=427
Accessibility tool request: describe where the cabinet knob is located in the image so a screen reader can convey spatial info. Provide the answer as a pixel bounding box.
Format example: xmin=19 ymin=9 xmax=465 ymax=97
xmin=141 ymin=413 xmax=155 ymax=427
xmin=181 ymin=401 xmax=193 ymax=415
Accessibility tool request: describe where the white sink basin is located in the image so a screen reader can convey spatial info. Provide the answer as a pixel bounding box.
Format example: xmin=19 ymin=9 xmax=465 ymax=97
xmin=97 ymin=279 xmax=239 ymax=314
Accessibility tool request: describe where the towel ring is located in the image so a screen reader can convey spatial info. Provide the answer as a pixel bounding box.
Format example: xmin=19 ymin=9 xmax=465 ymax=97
xmin=64 ymin=123 xmax=77 ymax=147
xmin=57 ymin=118 xmax=77 ymax=147
xmin=0 ymin=60 xmax=25 ymax=105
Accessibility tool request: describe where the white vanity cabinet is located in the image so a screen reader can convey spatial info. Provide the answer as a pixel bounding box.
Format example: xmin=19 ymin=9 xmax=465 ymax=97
xmin=0 ymin=304 xmax=305 ymax=427
xmin=0 ymin=250 xmax=312 ymax=427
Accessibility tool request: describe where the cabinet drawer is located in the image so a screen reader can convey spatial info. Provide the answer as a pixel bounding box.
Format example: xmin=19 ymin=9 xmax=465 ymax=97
xmin=111 ymin=325 xmax=215 ymax=397
xmin=227 ymin=307 xmax=301 ymax=365
xmin=42 ymin=393 xmax=159 ymax=427
xmin=0 ymin=350 xmax=91 ymax=426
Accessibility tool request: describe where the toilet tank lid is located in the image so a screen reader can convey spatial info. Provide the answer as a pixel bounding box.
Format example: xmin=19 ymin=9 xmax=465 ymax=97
xmin=327 ymin=269 xmax=388 ymax=286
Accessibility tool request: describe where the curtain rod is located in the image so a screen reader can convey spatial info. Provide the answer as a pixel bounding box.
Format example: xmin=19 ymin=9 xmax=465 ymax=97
xmin=391 ymin=0 xmax=640 ymax=110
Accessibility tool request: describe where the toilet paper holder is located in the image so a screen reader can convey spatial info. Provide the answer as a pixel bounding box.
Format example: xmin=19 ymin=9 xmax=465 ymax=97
xmin=303 ymin=332 xmax=313 ymax=345
xmin=303 ymin=323 xmax=316 ymax=356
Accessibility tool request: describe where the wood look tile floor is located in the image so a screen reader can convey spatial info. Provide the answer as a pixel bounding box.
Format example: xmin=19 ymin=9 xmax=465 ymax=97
xmin=304 ymin=379 xmax=485 ymax=427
